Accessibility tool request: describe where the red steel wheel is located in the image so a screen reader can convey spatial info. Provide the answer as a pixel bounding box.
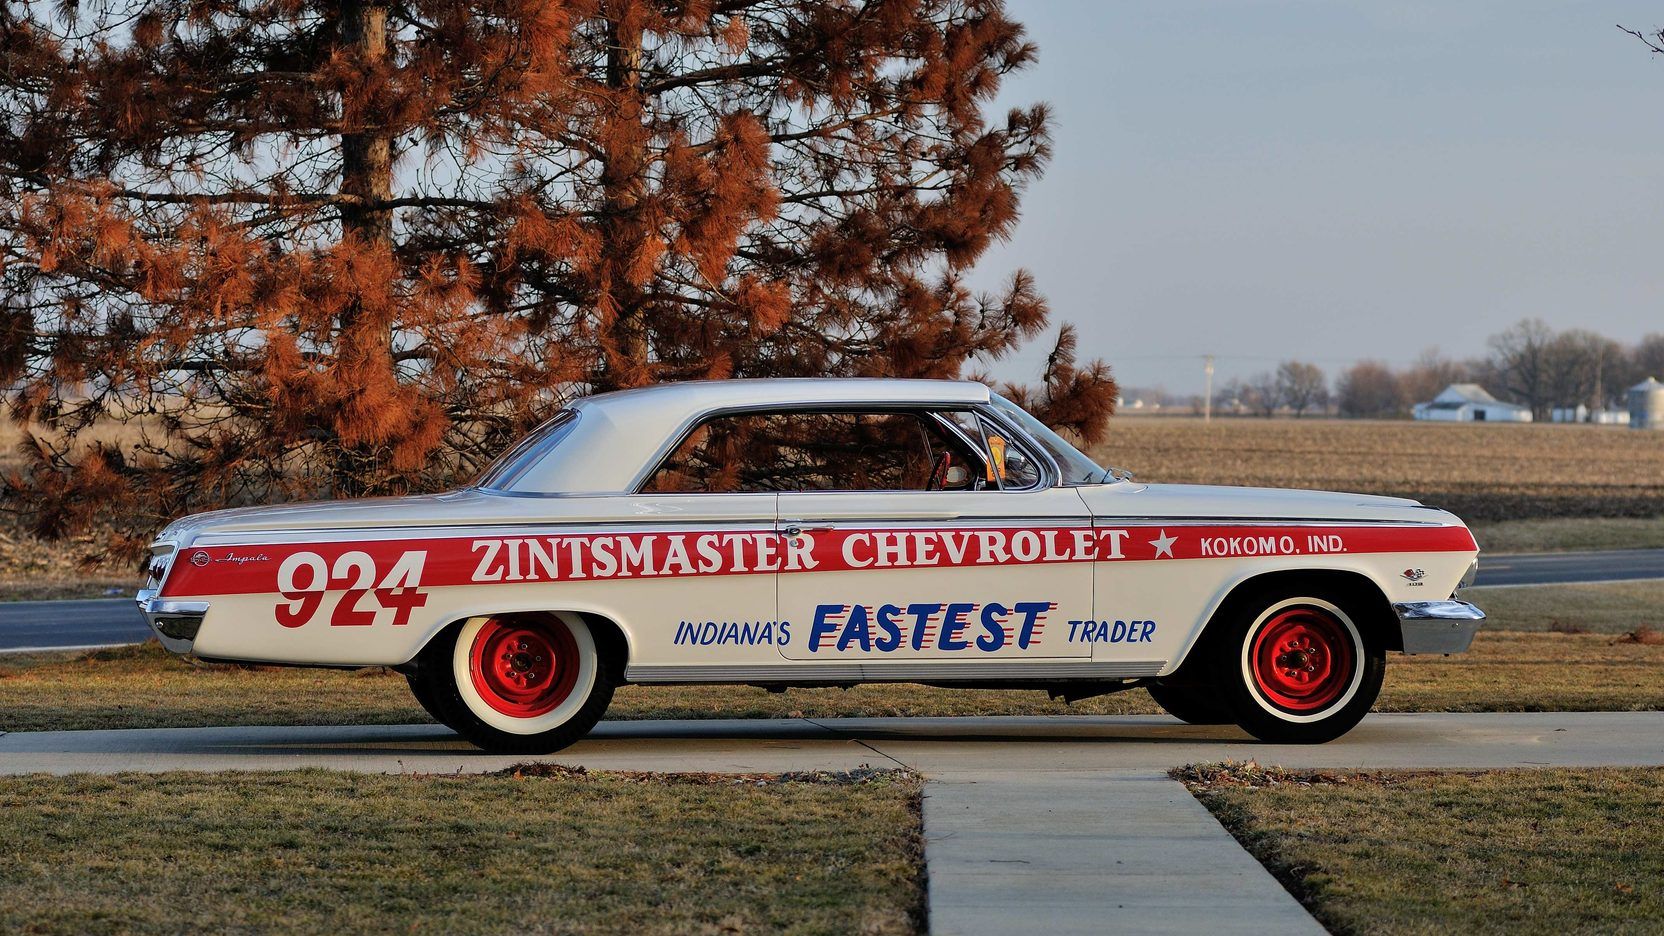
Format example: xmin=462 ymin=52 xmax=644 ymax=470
xmin=467 ymin=615 xmax=581 ymax=718
xmin=1248 ymin=606 xmax=1356 ymax=714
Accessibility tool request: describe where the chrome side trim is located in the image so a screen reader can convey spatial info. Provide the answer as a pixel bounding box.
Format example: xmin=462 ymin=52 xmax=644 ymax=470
xmin=181 ymin=516 xmax=1461 ymax=549
xmin=625 ymin=660 xmax=1166 ymax=683
xmin=1092 ymin=517 xmax=1458 ymax=528
xmin=186 ymin=519 xmax=781 ymax=548
xmin=1395 ymin=600 xmax=1485 ymax=654
xmin=184 ymin=517 xmax=1086 ymax=549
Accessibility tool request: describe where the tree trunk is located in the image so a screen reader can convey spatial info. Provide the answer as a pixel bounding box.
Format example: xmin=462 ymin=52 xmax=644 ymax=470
xmin=597 ymin=10 xmax=650 ymax=391
xmin=334 ymin=0 xmax=393 ymax=496
xmin=339 ymin=0 xmax=393 ymax=247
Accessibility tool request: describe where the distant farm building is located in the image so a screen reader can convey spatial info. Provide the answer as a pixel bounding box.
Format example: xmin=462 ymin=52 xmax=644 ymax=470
xmin=1631 ymin=378 xmax=1664 ymax=430
xmin=1551 ymin=405 xmax=1628 ymax=425
xmin=1412 ymin=384 xmax=1533 ymax=423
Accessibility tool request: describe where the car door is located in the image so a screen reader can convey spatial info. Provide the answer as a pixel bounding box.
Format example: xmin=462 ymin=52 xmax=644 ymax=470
xmin=613 ymin=418 xmax=787 ymax=676
xmin=772 ymin=408 xmax=1095 ymax=663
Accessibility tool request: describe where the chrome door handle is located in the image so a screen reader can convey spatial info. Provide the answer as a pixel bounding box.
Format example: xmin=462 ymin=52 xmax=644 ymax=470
xmin=780 ymin=523 xmax=836 ymax=538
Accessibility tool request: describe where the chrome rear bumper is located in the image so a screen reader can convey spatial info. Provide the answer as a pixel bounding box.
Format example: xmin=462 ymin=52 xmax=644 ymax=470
xmin=1394 ymin=599 xmax=1485 ymax=654
xmin=136 ymin=588 xmax=209 ymax=655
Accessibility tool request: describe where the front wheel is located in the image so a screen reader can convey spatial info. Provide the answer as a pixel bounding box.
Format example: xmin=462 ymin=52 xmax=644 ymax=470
xmin=1209 ymin=589 xmax=1385 ymax=744
xmin=413 ymin=612 xmax=616 ymax=754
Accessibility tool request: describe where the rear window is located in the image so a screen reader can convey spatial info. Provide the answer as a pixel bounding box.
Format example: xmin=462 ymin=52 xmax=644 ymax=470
xmin=474 ymin=410 xmax=579 ymax=491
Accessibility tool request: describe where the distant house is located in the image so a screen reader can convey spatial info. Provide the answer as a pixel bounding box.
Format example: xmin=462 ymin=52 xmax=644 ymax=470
xmin=1412 ymin=384 xmax=1533 ymax=423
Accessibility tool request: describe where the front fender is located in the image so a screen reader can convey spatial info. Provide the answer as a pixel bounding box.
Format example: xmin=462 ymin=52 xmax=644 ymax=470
xmin=1162 ymin=556 xmax=1421 ymax=677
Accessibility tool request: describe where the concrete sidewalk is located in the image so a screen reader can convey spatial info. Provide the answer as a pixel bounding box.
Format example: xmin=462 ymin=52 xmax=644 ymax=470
xmin=5 ymin=712 xmax=1662 ymax=935
xmin=925 ymin=770 xmax=1324 ymax=935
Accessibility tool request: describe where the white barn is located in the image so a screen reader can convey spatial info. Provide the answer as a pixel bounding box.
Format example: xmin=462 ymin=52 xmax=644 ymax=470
xmin=1413 ymin=384 xmax=1533 ymax=423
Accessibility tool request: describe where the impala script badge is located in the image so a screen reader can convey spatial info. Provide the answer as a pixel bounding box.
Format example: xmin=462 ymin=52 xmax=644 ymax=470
xmin=214 ymin=552 xmax=271 ymax=566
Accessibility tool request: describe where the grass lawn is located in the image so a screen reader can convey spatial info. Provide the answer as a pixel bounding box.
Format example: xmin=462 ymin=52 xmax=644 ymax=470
xmin=0 ymin=767 xmax=923 ymax=936
xmin=2 ymin=627 xmax=1660 ymax=733
xmin=0 ymin=576 xmax=142 ymax=602
xmin=1469 ymin=580 xmax=1664 ymax=634
xmin=1470 ymin=516 xmax=1664 ymax=554
xmin=1179 ymin=762 xmax=1664 ymax=935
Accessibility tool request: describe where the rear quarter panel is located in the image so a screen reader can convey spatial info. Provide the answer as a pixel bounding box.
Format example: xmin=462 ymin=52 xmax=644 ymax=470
xmin=158 ymin=493 xmax=785 ymax=667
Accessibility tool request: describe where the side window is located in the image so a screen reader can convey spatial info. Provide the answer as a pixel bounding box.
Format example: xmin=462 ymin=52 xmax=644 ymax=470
xmin=642 ymin=410 xmax=986 ymax=493
xmin=983 ymin=418 xmax=1044 ymax=489
xmin=642 ymin=414 xmax=765 ymax=493
xmin=937 ymin=411 xmax=1044 ymax=490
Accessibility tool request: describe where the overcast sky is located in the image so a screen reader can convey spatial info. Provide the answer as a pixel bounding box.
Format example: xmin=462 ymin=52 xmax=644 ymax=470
xmin=969 ymin=1 xmax=1664 ymax=395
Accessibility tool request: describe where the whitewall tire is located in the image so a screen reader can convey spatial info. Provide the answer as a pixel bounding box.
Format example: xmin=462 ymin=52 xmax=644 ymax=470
xmin=413 ymin=611 xmax=616 ymax=754
xmin=1209 ymin=585 xmax=1385 ymax=744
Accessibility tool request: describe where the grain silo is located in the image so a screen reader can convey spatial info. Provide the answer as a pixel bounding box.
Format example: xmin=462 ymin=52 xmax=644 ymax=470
xmin=1630 ymin=377 xmax=1664 ymax=430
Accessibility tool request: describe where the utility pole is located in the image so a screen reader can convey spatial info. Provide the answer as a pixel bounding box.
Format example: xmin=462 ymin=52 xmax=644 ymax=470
xmin=1203 ymin=355 xmax=1215 ymax=422
xmin=1593 ymin=352 xmax=1604 ymax=421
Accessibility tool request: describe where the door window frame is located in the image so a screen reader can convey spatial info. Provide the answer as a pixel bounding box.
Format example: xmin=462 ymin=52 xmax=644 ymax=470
xmin=630 ymin=403 xmax=1055 ymax=495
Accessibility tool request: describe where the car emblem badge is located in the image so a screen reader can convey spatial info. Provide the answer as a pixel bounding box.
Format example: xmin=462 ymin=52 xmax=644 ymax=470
xmin=190 ymin=550 xmax=212 ymax=567
xmin=1402 ymin=568 xmax=1426 ymax=582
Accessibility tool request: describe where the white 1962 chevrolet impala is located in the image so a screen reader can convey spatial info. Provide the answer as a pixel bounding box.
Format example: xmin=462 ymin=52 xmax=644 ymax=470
xmin=138 ymin=378 xmax=1484 ymax=751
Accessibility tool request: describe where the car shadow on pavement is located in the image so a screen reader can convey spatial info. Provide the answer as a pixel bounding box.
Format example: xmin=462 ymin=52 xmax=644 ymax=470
xmin=596 ymin=716 xmax=1259 ymax=746
xmin=214 ymin=716 xmax=1262 ymax=755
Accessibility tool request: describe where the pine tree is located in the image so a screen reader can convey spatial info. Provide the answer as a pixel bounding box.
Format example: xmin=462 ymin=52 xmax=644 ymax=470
xmin=0 ymin=0 xmax=1114 ymax=554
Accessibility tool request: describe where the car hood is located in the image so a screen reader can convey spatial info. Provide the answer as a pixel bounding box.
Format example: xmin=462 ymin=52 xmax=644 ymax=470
xmin=1076 ymin=482 xmax=1453 ymax=525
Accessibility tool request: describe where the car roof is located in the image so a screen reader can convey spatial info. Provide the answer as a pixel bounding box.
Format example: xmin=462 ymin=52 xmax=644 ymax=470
xmin=579 ymin=377 xmax=988 ymax=413
xmin=499 ymin=378 xmax=993 ymax=495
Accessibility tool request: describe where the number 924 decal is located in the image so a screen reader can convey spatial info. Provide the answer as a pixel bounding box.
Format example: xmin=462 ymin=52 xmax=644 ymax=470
xmin=275 ymin=550 xmax=429 ymax=627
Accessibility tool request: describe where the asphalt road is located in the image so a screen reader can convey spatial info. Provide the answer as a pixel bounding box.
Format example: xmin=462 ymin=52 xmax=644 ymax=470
xmin=2 ymin=547 xmax=1661 ymax=652
xmin=1469 ymin=547 xmax=1664 ymax=588
xmin=0 ymin=597 xmax=151 ymax=652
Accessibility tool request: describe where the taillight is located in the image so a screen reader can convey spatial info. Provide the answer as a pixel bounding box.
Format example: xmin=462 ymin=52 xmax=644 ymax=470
xmin=146 ymin=549 xmax=175 ymax=592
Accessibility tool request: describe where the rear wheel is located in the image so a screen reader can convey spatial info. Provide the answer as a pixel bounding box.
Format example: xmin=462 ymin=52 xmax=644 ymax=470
xmin=405 ymin=672 xmax=450 ymax=725
xmin=1146 ymin=682 xmax=1231 ymax=725
xmin=413 ymin=612 xmax=616 ymax=754
xmin=1210 ymin=588 xmax=1385 ymax=744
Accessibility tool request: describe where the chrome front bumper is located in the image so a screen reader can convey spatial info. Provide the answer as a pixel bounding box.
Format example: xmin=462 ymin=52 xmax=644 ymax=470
xmin=1394 ymin=599 xmax=1485 ymax=654
xmin=135 ymin=588 xmax=209 ymax=655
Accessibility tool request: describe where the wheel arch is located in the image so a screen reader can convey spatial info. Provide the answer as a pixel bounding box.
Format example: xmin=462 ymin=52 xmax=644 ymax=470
xmin=401 ymin=605 xmax=634 ymax=681
xmin=1166 ymin=567 xmax=1399 ymax=682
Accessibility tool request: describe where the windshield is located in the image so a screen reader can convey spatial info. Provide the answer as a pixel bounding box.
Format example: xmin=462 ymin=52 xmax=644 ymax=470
xmin=987 ymin=394 xmax=1109 ymax=485
xmin=474 ymin=410 xmax=579 ymax=491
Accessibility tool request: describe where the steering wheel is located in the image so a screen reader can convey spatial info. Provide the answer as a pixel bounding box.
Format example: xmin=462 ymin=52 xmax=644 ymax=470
xmin=928 ymin=451 xmax=954 ymax=491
